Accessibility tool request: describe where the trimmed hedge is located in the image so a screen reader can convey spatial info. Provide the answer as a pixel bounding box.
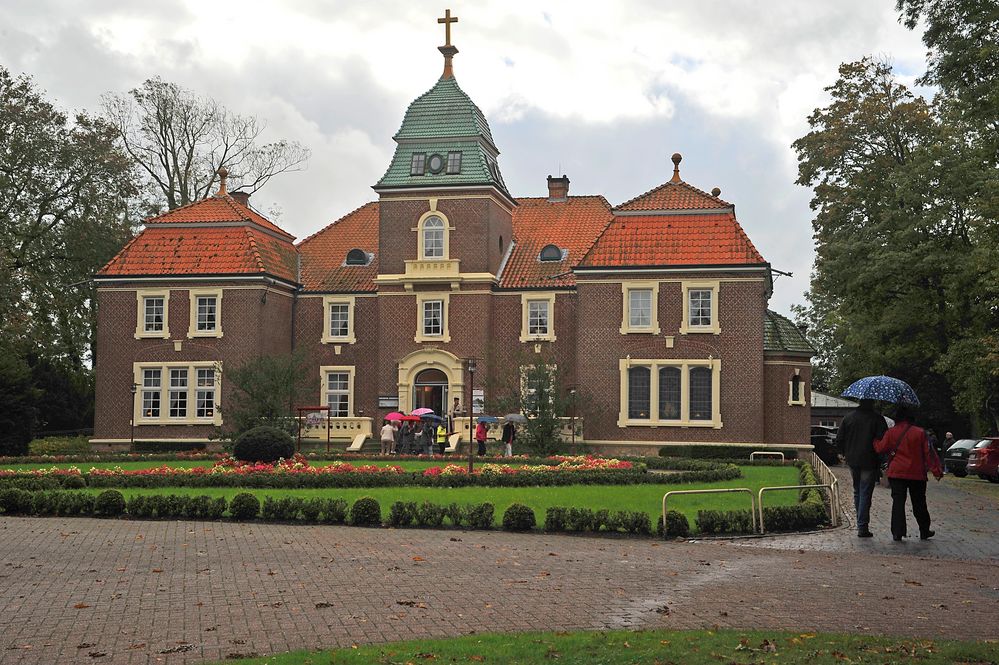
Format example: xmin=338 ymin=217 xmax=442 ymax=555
xmin=94 ymin=490 xmax=126 ymax=517
xmin=659 ymin=445 xmax=798 ymax=460
xmin=233 ymin=426 xmax=294 ymax=463
xmin=229 ymin=493 xmax=261 ymax=520
xmin=28 ymin=436 xmax=92 ymax=456
xmin=502 ymin=503 xmax=536 ymax=531
xmin=349 ymin=496 xmax=382 ymax=526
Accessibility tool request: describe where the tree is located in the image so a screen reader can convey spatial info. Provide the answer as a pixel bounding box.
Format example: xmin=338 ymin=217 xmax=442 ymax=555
xmin=793 ymin=58 xmax=976 ymax=433
xmin=485 ymin=350 xmax=587 ymax=456
xmin=101 ymin=78 xmax=310 ymax=211
xmin=220 ymin=352 xmax=308 ymax=437
xmin=0 ymin=354 xmax=39 ymax=456
xmin=0 ymin=67 xmax=138 ymax=365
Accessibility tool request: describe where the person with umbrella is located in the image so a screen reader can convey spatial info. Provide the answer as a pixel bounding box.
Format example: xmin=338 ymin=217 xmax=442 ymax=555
xmin=475 ymin=418 xmax=488 ymax=456
xmin=502 ymin=414 xmax=526 ymax=457
xmin=379 ymin=418 xmax=398 ymax=456
xmin=874 ymin=404 xmax=943 ymax=541
xmin=836 ymin=376 xmax=918 ymax=538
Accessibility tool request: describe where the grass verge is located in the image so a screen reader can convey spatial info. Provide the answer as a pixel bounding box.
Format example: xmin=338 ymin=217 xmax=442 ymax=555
xmin=208 ymin=628 xmax=998 ymax=664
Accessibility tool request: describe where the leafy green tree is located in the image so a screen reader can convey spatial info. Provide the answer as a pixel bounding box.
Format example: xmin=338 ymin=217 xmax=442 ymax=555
xmin=0 ymin=355 xmax=40 ymax=455
xmin=0 ymin=67 xmax=138 ymax=365
xmin=485 ymin=350 xmax=587 ymax=456
xmin=793 ymin=58 xmax=974 ymax=432
xmin=220 ymin=352 xmax=309 ymax=437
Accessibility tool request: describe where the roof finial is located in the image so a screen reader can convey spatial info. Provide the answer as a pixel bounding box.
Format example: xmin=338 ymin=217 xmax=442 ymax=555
xmin=670 ymin=153 xmax=682 ymax=183
xmin=216 ymin=166 xmax=228 ymax=196
xmin=437 ymin=9 xmax=459 ymax=79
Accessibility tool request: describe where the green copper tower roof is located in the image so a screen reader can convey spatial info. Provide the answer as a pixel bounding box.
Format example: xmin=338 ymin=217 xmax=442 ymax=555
xmin=375 ymin=66 xmax=511 ymax=198
xmin=764 ymin=310 xmax=815 ymax=354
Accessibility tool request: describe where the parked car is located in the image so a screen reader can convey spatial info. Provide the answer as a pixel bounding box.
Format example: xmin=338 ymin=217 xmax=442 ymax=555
xmin=810 ymin=425 xmax=839 ymax=465
xmin=943 ymin=438 xmax=983 ymax=477
xmin=966 ymin=437 xmax=999 ymax=483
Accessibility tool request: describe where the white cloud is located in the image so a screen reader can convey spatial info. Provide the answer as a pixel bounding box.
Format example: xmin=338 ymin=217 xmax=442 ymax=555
xmin=0 ymin=0 xmax=929 ymax=314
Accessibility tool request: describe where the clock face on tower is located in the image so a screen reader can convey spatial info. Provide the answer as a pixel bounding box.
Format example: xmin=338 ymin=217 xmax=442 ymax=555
xmin=427 ymin=153 xmax=445 ymax=174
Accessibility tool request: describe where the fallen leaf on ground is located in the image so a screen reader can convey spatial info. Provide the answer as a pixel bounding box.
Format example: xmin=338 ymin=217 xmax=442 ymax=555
xmin=73 ymin=603 xmax=91 ymax=609
xmin=412 ymin=556 xmax=426 ymax=562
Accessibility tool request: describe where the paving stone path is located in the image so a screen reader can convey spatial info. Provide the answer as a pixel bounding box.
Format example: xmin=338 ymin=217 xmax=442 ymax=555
xmin=1 ymin=471 xmax=996 ymax=664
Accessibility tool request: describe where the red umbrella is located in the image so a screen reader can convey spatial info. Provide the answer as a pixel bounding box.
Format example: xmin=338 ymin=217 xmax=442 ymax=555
xmin=398 ymin=415 xmax=422 ymax=422
xmin=385 ymin=412 xmax=405 ymax=421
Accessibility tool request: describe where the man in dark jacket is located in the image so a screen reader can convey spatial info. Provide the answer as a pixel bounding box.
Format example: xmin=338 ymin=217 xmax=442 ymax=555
xmin=835 ymin=399 xmax=888 ymax=538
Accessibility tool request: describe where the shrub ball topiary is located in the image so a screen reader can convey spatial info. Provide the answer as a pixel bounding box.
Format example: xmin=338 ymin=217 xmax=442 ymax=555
xmin=350 ymin=496 xmax=382 ymax=526
xmin=94 ymin=490 xmax=126 ymax=517
xmin=229 ymin=493 xmax=260 ymax=520
xmin=662 ymin=510 xmax=690 ymax=538
xmin=62 ymin=475 xmax=87 ymax=489
xmin=232 ymin=426 xmax=295 ymax=463
xmin=502 ymin=503 xmax=536 ymax=531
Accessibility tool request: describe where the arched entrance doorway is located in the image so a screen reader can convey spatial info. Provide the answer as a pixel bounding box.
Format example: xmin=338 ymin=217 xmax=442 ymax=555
xmin=397 ymin=349 xmax=465 ymax=416
xmin=413 ymin=368 xmax=448 ymax=415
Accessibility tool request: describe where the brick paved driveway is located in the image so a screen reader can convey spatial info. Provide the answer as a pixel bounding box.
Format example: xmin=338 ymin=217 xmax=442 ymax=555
xmin=2 ymin=508 xmax=997 ymax=665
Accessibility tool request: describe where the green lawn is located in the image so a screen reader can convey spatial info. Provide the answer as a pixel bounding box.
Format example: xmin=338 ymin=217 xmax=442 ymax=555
xmin=81 ymin=466 xmax=797 ymax=526
xmin=208 ymin=629 xmax=998 ymax=665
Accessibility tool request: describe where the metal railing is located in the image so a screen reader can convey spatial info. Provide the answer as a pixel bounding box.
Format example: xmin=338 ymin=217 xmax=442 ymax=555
xmin=807 ymin=451 xmax=842 ymax=527
xmin=750 ymin=451 xmax=785 ymax=461
xmin=757 ymin=484 xmax=837 ymax=533
xmin=662 ymin=488 xmax=757 ymax=535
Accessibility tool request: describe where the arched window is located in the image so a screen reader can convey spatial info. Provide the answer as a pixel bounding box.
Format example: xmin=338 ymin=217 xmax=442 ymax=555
xmin=345 ymin=248 xmax=368 ymax=266
xmin=627 ymin=366 xmax=651 ymax=419
xmin=539 ymin=244 xmax=563 ymax=262
xmin=422 ymin=215 xmax=445 ymax=259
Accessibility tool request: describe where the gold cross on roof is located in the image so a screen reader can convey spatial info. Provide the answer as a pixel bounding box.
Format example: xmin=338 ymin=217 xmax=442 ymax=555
xmin=438 ymin=9 xmax=458 ymax=46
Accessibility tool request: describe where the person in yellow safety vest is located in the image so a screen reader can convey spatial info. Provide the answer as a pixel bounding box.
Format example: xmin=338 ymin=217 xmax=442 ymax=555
xmin=436 ymin=423 xmax=447 ymax=456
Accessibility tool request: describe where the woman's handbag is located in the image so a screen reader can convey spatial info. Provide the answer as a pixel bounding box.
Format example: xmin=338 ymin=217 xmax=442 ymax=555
xmin=879 ymin=424 xmax=912 ymax=488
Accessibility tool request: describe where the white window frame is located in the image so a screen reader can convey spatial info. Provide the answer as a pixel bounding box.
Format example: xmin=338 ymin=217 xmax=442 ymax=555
xmin=133 ymin=361 xmax=222 ymax=425
xmin=134 ymin=289 xmax=170 ymax=339
xmin=415 ymin=292 xmax=451 ymax=343
xmin=788 ymin=370 xmax=807 ymax=406
xmin=519 ymin=292 xmax=557 ymax=342
xmin=187 ymin=288 xmax=223 ymax=338
xmin=415 ymin=211 xmax=452 ymax=261
xmin=321 ymin=295 xmax=357 ymax=344
xmin=520 ymin=364 xmax=557 ymax=414
xmin=680 ymin=280 xmax=721 ymax=334
xmin=617 ymin=358 xmax=722 ymax=428
xmin=620 ymin=281 xmax=661 ymax=334
xmin=320 ymin=365 xmax=355 ymax=417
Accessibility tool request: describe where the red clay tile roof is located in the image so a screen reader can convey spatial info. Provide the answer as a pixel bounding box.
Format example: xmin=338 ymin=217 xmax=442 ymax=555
xmin=579 ymin=212 xmax=766 ymax=268
xmin=144 ymin=194 xmax=296 ymax=241
xmin=500 ymin=196 xmax=613 ymax=288
xmin=298 ymin=202 xmax=380 ymax=292
xmin=615 ymin=180 xmax=732 ymax=211
xmin=98 ymin=225 xmax=298 ymax=282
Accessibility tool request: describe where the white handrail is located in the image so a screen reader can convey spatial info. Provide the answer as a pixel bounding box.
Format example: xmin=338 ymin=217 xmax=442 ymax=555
xmin=662 ymin=488 xmax=758 ymax=535
xmin=750 ymin=451 xmax=785 ymax=461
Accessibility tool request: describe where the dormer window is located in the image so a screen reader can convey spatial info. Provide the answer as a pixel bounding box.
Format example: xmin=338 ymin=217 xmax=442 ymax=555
xmin=410 ymin=153 xmax=426 ymax=175
xmin=447 ymin=151 xmax=462 ymax=174
xmin=539 ymin=244 xmax=564 ymax=262
xmin=345 ymin=249 xmax=370 ymax=266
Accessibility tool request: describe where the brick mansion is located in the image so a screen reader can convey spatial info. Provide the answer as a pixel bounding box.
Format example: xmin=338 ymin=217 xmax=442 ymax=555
xmin=91 ymin=13 xmax=814 ymax=454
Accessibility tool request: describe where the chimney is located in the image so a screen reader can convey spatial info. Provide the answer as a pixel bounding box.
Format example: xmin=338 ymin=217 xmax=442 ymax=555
xmin=546 ymin=174 xmax=569 ymax=202
xmin=230 ymin=190 xmax=250 ymax=207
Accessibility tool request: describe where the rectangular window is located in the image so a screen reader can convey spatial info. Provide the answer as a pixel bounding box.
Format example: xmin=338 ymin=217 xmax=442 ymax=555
xmin=627 ymin=366 xmax=651 ymax=419
xmin=628 ymin=289 xmax=652 ymax=328
xmin=326 ymin=372 xmax=350 ymax=417
xmin=144 ymin=297 xmax=165 ymax=332
xmin=329 ymin=303 xmax=350 ymax=338
xmin=196 ymin=368 xmax=215 ymax=418
xmin=423 ymin=300 xmax=443 ymax=336
xmin=527 ymin=300 xmax=549 ymax=336
xmin=688 ymin=289 xmax=713 ymax=327
xmin=446 ymin=151 xmax=462 ymax=174
xmin=410 ymin=153 xmax=426 ymax=175
xmin=169 ymin=369 xmax=188 ymax=418
xmin=196 ymin=296 xmax=217 ymax=332
xmin=658 ymin=367 xmax=681 ymax=420
xmin=689 ymin=367 xmax=713 ymax=421
xmin=142 ymin=369 xmax=161 ymax=418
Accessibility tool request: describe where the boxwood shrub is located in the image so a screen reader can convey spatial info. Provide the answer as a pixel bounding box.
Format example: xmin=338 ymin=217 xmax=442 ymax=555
xmin=94 ymin=490 xmax=126 ymax=517
xmin=232 ymin=426 xmax=294 ymax=463
xmin=502 ymin=503 xmax=536 ymax=531
xmin=350 ymin=496 xmax=381 ymax=526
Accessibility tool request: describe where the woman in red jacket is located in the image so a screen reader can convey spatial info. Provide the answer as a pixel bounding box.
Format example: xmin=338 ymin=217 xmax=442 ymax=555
xmin=874 ymin=406 xmax=943 ymax=541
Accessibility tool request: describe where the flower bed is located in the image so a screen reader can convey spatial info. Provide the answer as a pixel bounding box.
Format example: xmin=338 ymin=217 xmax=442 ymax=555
xmin=0 ymin=454 xmax=743 ymax=489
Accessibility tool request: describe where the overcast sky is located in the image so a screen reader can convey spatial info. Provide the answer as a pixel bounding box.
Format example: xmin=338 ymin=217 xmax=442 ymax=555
xmin=1 ymin=0 xmax=929 ymax=314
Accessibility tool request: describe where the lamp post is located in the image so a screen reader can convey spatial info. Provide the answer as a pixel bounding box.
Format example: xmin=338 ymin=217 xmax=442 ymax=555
xmin=130 ymin=382 xmax=138 ymax=450
xmin=569 ymin=387 xmax=577 ymax=455
xmin=466 ymin=358 xmax=477 ymax=473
